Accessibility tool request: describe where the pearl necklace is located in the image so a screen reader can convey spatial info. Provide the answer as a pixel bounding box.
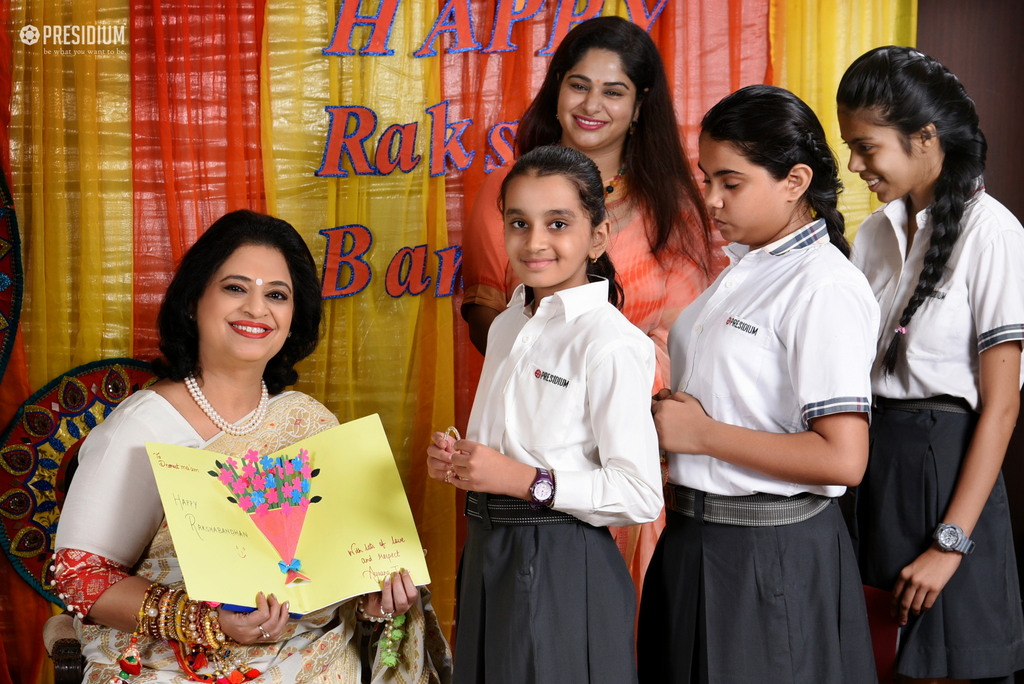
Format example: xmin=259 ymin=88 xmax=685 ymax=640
xmin=184 ymin=374 xmax=269 ymax=436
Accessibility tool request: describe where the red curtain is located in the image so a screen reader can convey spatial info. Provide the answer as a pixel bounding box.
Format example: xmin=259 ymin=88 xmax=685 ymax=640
xmin=129 ymin=0 xmax=267 ymax=358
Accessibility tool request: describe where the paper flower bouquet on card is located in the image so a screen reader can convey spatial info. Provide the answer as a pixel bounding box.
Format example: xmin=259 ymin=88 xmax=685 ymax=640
xmin=212 ymin=448 xmax=317 ymax=585
xmin=146 ymin=414 xmax=429 ymax=615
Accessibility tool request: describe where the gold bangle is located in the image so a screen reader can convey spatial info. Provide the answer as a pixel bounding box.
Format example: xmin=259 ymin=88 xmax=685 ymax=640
xmin=146 ymin=585 xmax=169 ymax=639
xmin=136 ymin=582 xmax=160 ymax=633
xmin=173 ymin=592 xmax=190 ymax=643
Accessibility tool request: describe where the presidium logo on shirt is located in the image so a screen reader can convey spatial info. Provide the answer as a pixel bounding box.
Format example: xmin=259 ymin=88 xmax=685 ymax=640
xmin=534 ymin=368 xmax=570 ymax=388
xmin=725 ymin=316 xmax=759 ymax=336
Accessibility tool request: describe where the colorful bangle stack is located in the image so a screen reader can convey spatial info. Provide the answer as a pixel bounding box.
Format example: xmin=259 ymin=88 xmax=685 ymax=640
xmin=111 ymin=582 xmax=260 ymax=684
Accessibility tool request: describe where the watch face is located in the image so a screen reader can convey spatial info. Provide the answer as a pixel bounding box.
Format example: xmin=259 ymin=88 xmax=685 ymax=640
xmin=532 ymin=481 xmax=553 ymax=502
xmin=937 ymin=525 xmax=961 ymax=549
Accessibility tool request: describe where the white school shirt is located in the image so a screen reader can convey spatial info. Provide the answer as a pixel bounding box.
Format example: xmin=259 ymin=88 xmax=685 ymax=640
xmin=467 ymin=279 xmax=663 ymax=527
xmin=666 ymin=219 xmax=880 ymax=498
xmin=851 ymin=190 xmax=1024 ymax=408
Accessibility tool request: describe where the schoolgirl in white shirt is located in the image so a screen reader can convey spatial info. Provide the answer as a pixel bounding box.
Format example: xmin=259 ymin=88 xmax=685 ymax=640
xmin=838 ymin=46 xmax=1024 ymax=683
xmin=426 ymin=145 xmax=662 ymax=683
xmin=638 ymin=85 xmax=879 ymax=683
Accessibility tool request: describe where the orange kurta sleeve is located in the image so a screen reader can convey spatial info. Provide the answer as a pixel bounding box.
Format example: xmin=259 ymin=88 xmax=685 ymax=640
xmin=460 ymin=165 xmax=514 ymax=318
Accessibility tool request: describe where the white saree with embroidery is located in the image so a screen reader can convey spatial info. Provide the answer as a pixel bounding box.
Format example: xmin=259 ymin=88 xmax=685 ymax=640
xmin=55 ymin=390 xmax=451 ymax=683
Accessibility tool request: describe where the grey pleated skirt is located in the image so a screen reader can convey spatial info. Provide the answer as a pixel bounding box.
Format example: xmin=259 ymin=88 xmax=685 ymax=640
xmin=855 ymin=404 xmax=1024 ymax=681
xmin=638 ymin=501 xmax=877 ymax=683
xmin=453 ymin=512 xmax=638 ymax=684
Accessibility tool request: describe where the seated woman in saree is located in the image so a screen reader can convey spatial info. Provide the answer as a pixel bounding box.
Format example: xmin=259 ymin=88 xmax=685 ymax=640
xmin=51 ymin=210 xmax=451 ymax=683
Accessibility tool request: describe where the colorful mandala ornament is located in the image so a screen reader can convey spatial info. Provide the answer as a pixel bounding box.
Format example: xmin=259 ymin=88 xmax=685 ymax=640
xmin=0 ymin=358 xmax=156 ymax=605
xmin=0 ymin=168 xmax=24 ymax=388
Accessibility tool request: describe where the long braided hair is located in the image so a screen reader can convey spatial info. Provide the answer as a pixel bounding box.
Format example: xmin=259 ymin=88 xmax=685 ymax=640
xmin=838 ymin=46 xmax=986 ymax=375
xmin=701 ymin=84 xmax=849 ymax=256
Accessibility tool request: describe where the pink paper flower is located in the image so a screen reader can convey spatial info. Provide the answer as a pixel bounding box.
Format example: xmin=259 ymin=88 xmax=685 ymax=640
xmin=265 ymin=488 xmax=279 ymax=504
xmin=232 ymin=478 xmax=249 ymax=495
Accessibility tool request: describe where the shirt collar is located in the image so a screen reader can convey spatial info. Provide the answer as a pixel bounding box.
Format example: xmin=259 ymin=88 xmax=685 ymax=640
xmin=880 ymin=198 xmax=933 ymax=249
xmin=509 ymin=278 xmax=611 ymax=322
xmin=767 ymin=218 xmax=830 ymax=255
xmin=722 ymin=218 xmax=829 ymax=261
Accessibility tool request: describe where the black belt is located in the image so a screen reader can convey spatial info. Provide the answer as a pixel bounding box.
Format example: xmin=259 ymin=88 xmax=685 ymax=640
xmin=665 ymin=484 xmax=832 ymax=527
xmin=873 ymin=394 xmax=973 ymax=414
xmin=465 ymin=492 xmax=580 ymax=529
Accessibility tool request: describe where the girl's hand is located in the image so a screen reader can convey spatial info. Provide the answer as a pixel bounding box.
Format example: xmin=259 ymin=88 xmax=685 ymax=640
xmin=651 ymin=387 xmax=672 ymax=409
xmin=652 ymin=391 xmax=712 ymax=454
xmin=426 ymin=431 xmax=457 ymax=483
xmin=362 ymin=570 xmax=418 ymax=618
xmin=219 ymin=592 xmax=291 ymax=644
xmin=447 ymin=439 xmax=535 ymax=498
xmin=891 ymin=545 xmax=963 ymax=626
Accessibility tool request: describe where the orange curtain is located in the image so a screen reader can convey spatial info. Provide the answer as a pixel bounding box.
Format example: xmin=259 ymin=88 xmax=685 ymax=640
xmin=129 ymin=0 xmax=268 ymax=357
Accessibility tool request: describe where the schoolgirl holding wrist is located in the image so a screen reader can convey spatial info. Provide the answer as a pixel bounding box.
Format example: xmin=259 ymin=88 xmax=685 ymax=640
xmin=638 ymin=85 xmax=879 ymax=683
xmin=427 ymin=145 xmax=662 ymax=683
xmin=838 ymin=46 xmax=1024 ymax=683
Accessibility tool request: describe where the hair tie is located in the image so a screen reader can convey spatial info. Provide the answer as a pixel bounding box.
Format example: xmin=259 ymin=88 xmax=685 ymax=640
xmin=895 ymin=326 xmax=907 ymax=335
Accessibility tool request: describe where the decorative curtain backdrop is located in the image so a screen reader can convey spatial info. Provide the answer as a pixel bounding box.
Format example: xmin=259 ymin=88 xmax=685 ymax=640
xmin=0 ymin=1 xmax=914 ymax=681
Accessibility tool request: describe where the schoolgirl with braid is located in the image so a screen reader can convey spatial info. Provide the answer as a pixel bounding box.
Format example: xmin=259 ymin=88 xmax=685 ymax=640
xmin=838 ymin=46 xmax=1024 ymax=682
xmin=639 ymin=85 xmax=878 ymax=683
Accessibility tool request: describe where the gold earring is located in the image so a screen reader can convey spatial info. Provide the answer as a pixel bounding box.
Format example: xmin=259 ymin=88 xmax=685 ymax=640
xmin=628 ymin=121 xmax=636 ymax=136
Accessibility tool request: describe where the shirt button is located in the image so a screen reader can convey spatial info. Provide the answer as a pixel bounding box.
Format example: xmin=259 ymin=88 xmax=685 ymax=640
xmin=724 ymin=280 xmax=735 ymax=289
xmin=521 ymin=335 xmax=531 ymax=344
xmin=693 ymin=324 xmax=702 ymax=334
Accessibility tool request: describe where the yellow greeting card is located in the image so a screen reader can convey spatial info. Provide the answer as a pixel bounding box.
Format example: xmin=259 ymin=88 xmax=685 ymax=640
xmin=146 ymin=414 xmax=429 ymax=615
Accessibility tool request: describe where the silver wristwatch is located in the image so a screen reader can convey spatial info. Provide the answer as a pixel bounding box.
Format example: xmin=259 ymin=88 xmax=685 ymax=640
xmin=933 ymin=522 xmax=975 ymax=555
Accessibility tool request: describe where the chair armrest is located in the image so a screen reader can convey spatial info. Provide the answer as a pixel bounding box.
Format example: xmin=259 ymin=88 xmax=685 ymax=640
xmin=43 ymin=613 xmax=84 ymax=684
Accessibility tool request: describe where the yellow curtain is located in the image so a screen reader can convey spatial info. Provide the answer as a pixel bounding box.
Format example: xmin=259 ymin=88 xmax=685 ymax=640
xmin=8 ymin=0 xmax=134 ymax=387
xmin=771 ymin=0 xmax=917 ymax=236
xmin=260 ymin=0 xmax=457 ymax=632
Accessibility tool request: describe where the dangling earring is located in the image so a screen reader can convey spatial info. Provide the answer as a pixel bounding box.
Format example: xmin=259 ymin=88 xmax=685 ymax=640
xmin=628 ymin=121 xmax=636 ymax=136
